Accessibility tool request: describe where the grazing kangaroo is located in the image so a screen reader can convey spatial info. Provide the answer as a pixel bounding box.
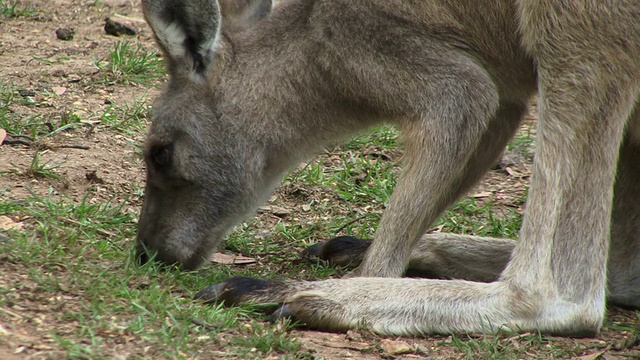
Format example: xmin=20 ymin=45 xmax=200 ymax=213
xmin=137 ymin=0 xmax=640 ymax=336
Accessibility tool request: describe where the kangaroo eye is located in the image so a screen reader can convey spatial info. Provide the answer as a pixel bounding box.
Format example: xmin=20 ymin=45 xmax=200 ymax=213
xmin=150 ymin=143 xmax=173 ymax=169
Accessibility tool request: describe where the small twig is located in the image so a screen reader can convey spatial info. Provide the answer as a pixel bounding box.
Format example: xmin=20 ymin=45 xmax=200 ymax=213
xmin=1 ymin=139 xmax=32 ymax=146
xmin=60 ymin=218 xmax=117 ymax=238
xmin=55 ymin=144 xmax=90 ymax=150
xmin=8 ymin=133 xmax=34 ymax=141
xmin=334 ymin=214 xmax=369 ymax=235
xmin=174 ymin=315 xmax=223 ymax=330
xmin=308 ymin=338 xmax=371 ymax=352
xmin=58 ymin=218 xmax=126 ymax=253
xmin=188 ymin=318 xmax=222 ymax=330
xmin=112 ymin=13 xmax=147 ymax=23
xmin=1 ymin=136 xmax=90 ymax=150
xmin=0 ymin=307 xmax=23 ymax=320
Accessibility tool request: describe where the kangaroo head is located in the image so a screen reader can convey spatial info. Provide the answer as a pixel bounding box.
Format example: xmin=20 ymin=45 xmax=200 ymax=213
xmin=137 ymin=0 xmax=276 ymax=269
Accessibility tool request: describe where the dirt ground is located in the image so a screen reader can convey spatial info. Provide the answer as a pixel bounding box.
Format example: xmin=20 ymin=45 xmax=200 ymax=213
xmin=0 ymin=1 xmax=638 ymax=359
xmin=0 ymin=0 xmax=149 ymax=203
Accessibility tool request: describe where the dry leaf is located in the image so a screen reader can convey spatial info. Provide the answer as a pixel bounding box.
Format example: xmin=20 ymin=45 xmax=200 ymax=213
xmin=472 ymin=191 xmax=492 ymax=198
xmin=505 ymin=167 xmax=520 ymax=177
xmin=574 ymin=338 xmax=607 ymax=346
xmin=210 ymin=252 xmax=256 ymax=265
xmin=0 ymin=323 xmax=10 ymax=336
xmin=0 ymin=128 xmax=6 ymax=145
xmin=573 ymin=350 xmax=607 ymax=360
xmin=52 ymin=86 xmax=67 ymax=96
xmin=379 ymin=339 xmax=413 ymax=355
xmin=0 ymin=216 xmax=23 ymax=231
xmin=306 ymin=334 xmax=371 ymax=352
xmin=270 ymin=206 xmax=291 ymax=216
xmin=601 ymin=354 xmax=626 ymax=360
xmin=258 ymin=205 xmax=291 ymax=217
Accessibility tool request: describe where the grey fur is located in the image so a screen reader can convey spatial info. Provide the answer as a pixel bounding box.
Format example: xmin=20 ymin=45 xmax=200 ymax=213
xmin=138 ymin=0 xmax=640 ymax=335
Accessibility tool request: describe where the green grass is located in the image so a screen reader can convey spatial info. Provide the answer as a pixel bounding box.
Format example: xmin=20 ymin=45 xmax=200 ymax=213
xmin=2 ymin=123 xmax=637 ymax=359
xmin=25 ymin=151 xmax=63 ymax=179
xmin=230 ymin=320 xmax=301 ymax=356
xmin=447 ymin=331 xmax=574 ymax=360
xmin=95 ymin=41 xmax=165 ymax=85
xmin=437 ymin=198 xmax=524 ymax=239
xmin=100 ymin=95 xmax=149 ymax=134
xmin=0 ymin=188 xmax=309 ymax=358
xmin=32 ymin=55 xmax=71 ymax=64
xmin=508 ymin=121 xmax=535 ymax=154
xmin=0 ymin=83 xmax=83 ymax=139
xmin=280 ymin=125 xmax=524 ymax=240
xmin=0 ymin=0 xmax=36 ymax=18
xmin=0 ymin=83 xmax=16 ymax=135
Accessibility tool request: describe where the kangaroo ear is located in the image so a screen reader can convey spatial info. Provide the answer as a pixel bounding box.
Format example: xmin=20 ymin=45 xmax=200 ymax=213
xmin=219 ymin=0 xmax=272 ymax=31
xmin=142 ymin=0 xmax=222 ymax=79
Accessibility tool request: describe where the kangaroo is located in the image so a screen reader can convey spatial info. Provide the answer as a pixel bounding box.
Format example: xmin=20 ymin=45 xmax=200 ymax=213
xmin=137 ymin=0 xmax=640 ymax=336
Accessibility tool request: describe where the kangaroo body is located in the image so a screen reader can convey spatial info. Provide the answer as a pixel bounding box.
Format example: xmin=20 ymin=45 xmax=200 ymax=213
xmin=138 ymin=0 xmax=640 ymax=335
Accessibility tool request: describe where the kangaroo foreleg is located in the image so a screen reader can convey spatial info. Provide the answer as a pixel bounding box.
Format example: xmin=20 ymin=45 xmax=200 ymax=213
xmin=359 ymin=97 xmax=527 ymax=278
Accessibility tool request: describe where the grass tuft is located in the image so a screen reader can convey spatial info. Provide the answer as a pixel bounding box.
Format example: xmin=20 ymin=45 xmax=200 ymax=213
xmin=0 ymin=0 xmax=36 ymax=18
xmin=95 ymin=41 xmax=165 ymax=85
xmin=100 ymin=95 xmax=149 ymax=134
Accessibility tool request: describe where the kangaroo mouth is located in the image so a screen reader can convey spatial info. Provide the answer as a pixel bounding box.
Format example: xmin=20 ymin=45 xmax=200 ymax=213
xmin=136 ymin=244 xmax=207 ymax=270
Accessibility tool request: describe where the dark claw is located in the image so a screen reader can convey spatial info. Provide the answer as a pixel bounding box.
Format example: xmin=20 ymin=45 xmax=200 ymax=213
xmin=270 ymin=305 xmax=293 ymax=322
xmin=136 ymin=249 xmax=150 ymax=266
xmin=194 ymin=283 xmax=225 ymax=303
xmin=301 ymin=241 xmax=325 ymax=258
xmin=194 ymin=276 xmax=272 ymax=305
xmin=301 ymin=236 xmax=372 ymax=267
